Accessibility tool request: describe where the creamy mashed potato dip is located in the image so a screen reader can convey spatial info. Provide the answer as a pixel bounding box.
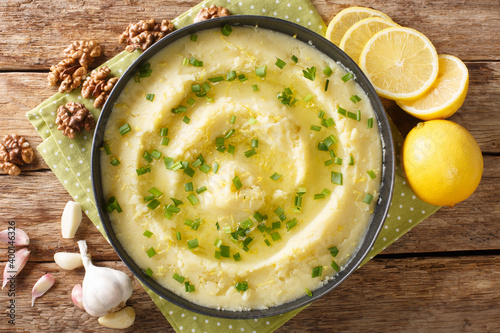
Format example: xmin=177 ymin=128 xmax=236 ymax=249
xmin=101 ymin=26 xmax=382 ymax=310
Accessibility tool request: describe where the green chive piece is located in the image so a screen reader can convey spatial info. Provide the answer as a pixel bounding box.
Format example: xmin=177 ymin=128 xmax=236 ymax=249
xmin=146 ymin=93 xmax=155 ymax=102
xmin=151 ymin=149 xmax=162 ymax=160
xmin=171 ymin=105 xmax=187 ymax=114
xmin=235 ymin=281 xmax=248 ymax=292
xmin=347 ymin=111 xmax=358 ymax=120
xmin=240 ymin=219 xmax=253 ymax=229
xmin=185 ymin=282 xmax=195 ymax=293
xmin=176 ymin=231 xmax=182 ymax=241
xmin=324 ymin=159 xmax=334 ymax=166
xmin=270 ymin=172 xmax=281 ymax=181
xmin=349 ymin=154 xmax=354 ymax=165
xmin=350 ymin=95 xmax=361 ymax=103
xmin=201 ymin=82 xmax=210 ymax=92
xmin=248 ymin=117 xmax=257 ymax=125
xmin=367 ymin=118 xmax=374 ymax=129
xmin=191 ymin=84 xmax=201 ymax=92
xmin=227 ymin=70 xmax=237 ymax=81
xmin=341 ymin=72 xmax=353 ymax=82
xmin=337 ymin=106 xmax=347 ymax=116
xmin=215 ymin=250 xmax=221 ymax=259
xmin=329 ymin=246 xmax=339 ymax=257
xmin=160 ymin=128 xmax=168 ymax=136
xmin=275 ymin=58 xmax=286 ymax=69
xmin=303 ymin=66 xmax=316 ymax=81
xmin=221 ymin=24 xmax=233 ymax=36
xmin=286 ymin=218 xmax=297 ymax=231
xmin=183 ymin=58 xmax=189 ymax=66
xmin=119 ymin=123 xmax=131 ymax=136
xmin=110 ymin=158 xmax=120 ymax=166
xmin=106 ymin=196 xmax=122 ymax=213
xmin=318 ymin=110 xmax=325 ymax=119
xmin=323 ymin=66 xmax=333 ymax=77
xmin=314 ymin=194 xmax=325 ymax=200
xmin=103 ymin=144 xmax=111 ymax=155
xmin=233 ymin=253 xmax=241 ymax=261
xmin=251 ymin=139 xmax=259 ymax=148
xmin=321 ymin=188 xmax=331 ymax=196
xmin=274 ymin=207 xmax=286 ymax=221
xmin=214 ymin=238 xmax=222 ymax=248
xmin=238 ymin=74 xmax=248 ymax=82
xmin=171 ymin=161 xmax=183 ymax=171
xmin=146 ymin=247 xmax=157 ymax=258
xmin=208 ymin=76 xmax=224 ymax=83
xmin=196 ymin=186 xmax=207 ymax=194
xmin=223 ymin=226 xmax=231 ymax=234
xmin=199 ymin=163 xmax=211 ymax=173
xmin=225 ymin=129 xmax=235 ymax=139
xmin=325 ymin=80 xmax=331 ymax=93
xmin=331 ymin=171 xmax=343 ymax=185
xmin=187 ymin=238 xmax=199 ymax=250
xmin=187 ymin=194 xmax=199 ymax=205
xmin=233 ymin=175 xmax=242 ymax=190
xmin=134 ymin=63 xmax=152 ymax=82
xmin=143 ymin=230 xmax=153 ymax=238
xmin=227 ymin=144 xmax=235 ymax=154
xmin=311 ymin=125 xmax=321 ymax=132
xmin=255 ymin=66 xmax=267 ymax=77
xmin=190 ymin=34 xmax=198 ymax=42
xmin=363 ymin=193 xmax=374 ymax=204
xmin=185 ymin=182 xmax=193 ymax=192
xmin=331 ymin=260 xmax=340 ymax=271
xmin=312 ymin=266 xmax=323 ymax=278
xmin=272 ymin=221 xmax=281 ymax=230
xmin=318 ymin=142 xmax=328 ymax=151
xmin=367 ymin=170 xmax=376 ymax=179
xmin=253 ymin=211 xmax=264 ymax=222
xmin=244 ymin=148 xmax=257 ymax=158
xmin=303 ymin=94 xmax=313 ymax=102
xmin=189 ymin=57 xmax=203 ymax=67
xmin=213 ymin=162 xmax=219 ymax=174
xmin=270 ymin=232 xmax=281 ymax=241
xmin=143 ymin=150 xmax=153 ymax=163
xmin=183 ymin=116 xmax=191 ymax=124
xmin=230 ymin=115 xmax=236 ymax=124
xmin=220 ymin=245 xmax=230 ymax=258
xmin=252 ymin=84 xmax=259 ymax=92
xmin=148 ymin=187 xmax=163 ymax=197
xmin=171 ymin=198 xmax=183 ymax=206
xmin=145 ymin=268 xmax=153 ymax=277
xmin=184 ymin=166 xmax=195 ymax=178
xmin=264 ymin=239 xmax=271 ymax=246
xmin=334 ymin=157 xmax=342 ymax=165
xmin=146 ymin=199 xmax=160 ymax=210
xmin=297 ymin=187 xmax=307 ymax=196
xmin=323 ymin=118 xmax=335 ymax=127
xmin=305 ymin=288 xmax=313 ymax=297
xmin=323 ymin=135 xmax=337 ymax=148
xmin=330 ymin=150 xmax=336 ymax=158
xmin=184 ymin=219 xmax=194 ymax=227
xmin=136 ymin=165 xmax=152 ymax=176
xmin=291 ymin=55 xmax=298 ymax=63
xmin=173 ymin=273 xmax=185 ymax=283
xmin=215 ymin=136 xmax=225 ymax=147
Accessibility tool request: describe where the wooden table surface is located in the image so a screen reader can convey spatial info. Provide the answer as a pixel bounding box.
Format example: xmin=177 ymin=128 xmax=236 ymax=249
xmin=0 ymin=0 xmax=499 ymax=332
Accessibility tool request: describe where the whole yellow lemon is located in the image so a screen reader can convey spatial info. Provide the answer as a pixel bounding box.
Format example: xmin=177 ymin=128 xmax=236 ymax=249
xmin=402 ymin=120 xmax=483 ymax=207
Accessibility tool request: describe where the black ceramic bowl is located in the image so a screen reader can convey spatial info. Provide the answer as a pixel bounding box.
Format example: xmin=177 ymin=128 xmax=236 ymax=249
xmin=91 ymin=15 xmax=395 ymax=319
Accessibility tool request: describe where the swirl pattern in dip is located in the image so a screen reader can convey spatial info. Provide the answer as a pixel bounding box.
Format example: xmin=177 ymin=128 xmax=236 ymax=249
xmin=101 ymin=26 xmax=382 ymax=310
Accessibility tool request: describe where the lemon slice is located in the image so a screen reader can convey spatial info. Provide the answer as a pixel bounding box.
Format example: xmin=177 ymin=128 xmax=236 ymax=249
xmin=359 ymin=27 xmax=439 ymax=101
xmin=325 ymin=7 xmax=392 ymax=46
xmin=396 ymin=55 xmax=469 ymax=120
xmin=339 ymin=17 xmax=398 ymax=64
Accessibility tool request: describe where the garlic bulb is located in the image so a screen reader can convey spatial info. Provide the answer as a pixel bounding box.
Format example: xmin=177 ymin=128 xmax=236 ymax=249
xmin=77 ymin=240 xmax=133 ymax=317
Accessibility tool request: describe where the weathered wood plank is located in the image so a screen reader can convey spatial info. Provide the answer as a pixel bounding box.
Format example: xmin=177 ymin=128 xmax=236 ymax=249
xmin=0 ymin=155 xmax=498 ymax=261
xmin=0 ymin=0 xmax=498 ymax=71
xmin=0 ymin=256 xmax=499 ymax=332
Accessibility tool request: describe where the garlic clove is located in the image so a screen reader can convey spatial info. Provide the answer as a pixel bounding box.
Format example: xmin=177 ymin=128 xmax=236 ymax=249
xmin=61 ymin=201 xmax=82 ymax=238
xmin=98 ymin=306 xmax=136 ymax=329
xmin=78 ymin=240 xmax=133 ymax=317
xmin=0 ymin=228 xmax=30 ymax=246
xmin=54 ymin=252 xmax=83 ymax=270
xmin=31 ymin=273 xmax=56 ymax=307
xmin=72 ymin=284 xmax=84 ymax=310
xmin=2 ymin=248 xmax=30 ymax=289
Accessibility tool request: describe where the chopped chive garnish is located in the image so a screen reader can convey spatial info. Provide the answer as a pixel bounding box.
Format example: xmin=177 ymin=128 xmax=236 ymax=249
xmin=284 ymin=87 xmax=292 ymax=95
xmin=143 ymin=150 xmax=153 ymax=163
xmin=148 ymin=187 xmax=163 ymax=197
xmin=233 ymin=175 xmax=242 ymax=190
xmin=189 ymin=57 xmax=203 ymax=67
xmin=215 ymin=137 xmax=225 ymax=147
xmin=171 ymin=105 xmax=187 ymax=114
xmin=220 ymin=245 xmax=230 ymax=258
xmin=103 ymin=144 xmax=111 ymax=155
xmin=183 ymin=58 xmax=189 ymax=66
xmin=270 ymin=232 xmax=281 ymax=241
xmin=337 ymin=106 xmax=347 ymax=116
xmin=311 ymin=125 xmax=321 ymax=132
xmin=286 ymin=218 xmax=297 ymax=231
xmin=318 ymin=142 xmax=328 ymax=151
xmin=325 ymin=79 xmax=330 ymax=91
xmin=146 ymin=93 xmax=155 ymax=102
xmin=264 ymin=239 xmax=271 ymax=246
xmin=325 ymin=118 xmax=335 ymax=127
xmin=119 ymin=123 xmax=131 ymax=136
xmin=183 ymin=116 xmax=191 ymax=124
xmin=349 ymin=154 xmax=354 ymax=165
xmin=251 ymin=139 xmax=259 ymax=148
xmin=350 ymin=95 xmax=361 ymax=103
xmin=221 ymin=24 xmax=233 ymax=36
xmin=146 ymin=247 xmax=157 ymax=258
xmin=312 ymin=266 xmax=323 ymax=278
xmin=184 ymin=219 xmax=193 ymax=227
xmin=324 ymin=159 xmax=334 ymax=166
xmin=252 ymin=84 xmax=259 ymax=92
xmin=228 ymin=144 xmax=235 ymax=154
xmin=146 ymin=199 xmax=160 ymax=210
xmin=331 ymin=171 xmax=343 ymax=185
xmin=235 ymin=281 xmax=248 ymax=292
xmin=223 ymin=226 xmax=231 ymax=234
xmin=341 ymin=72 xmax=353 ymax=82
xmin=134 ymin=62 xmax=152 ymax=82
xmin=173 ymin=273 xmax=185 ymax=283
xmin=318 ymin=110 xmax=325 ymax=119
xmin=305 ymin=288 xmax=313 ymax=297
xmin=185 ymin=282 xmax=195 ymax=293
xmin=160 ymin=128 xmax=168 ymax=136
xmin=334 ymin=157 xmax=342 ymax=165
xmin=291 ymin=55 xmax=298 ymax=63
xmin=314 ymin=194 xmax=325 ymax=200
xmin=270 ymin=172 xmax=282 ymax=181
xmin=165 ymin=204 xmax=180 ymax=214
xmin=199 ymin=163 xmax=211 ymax=173
xmin=106 ymin=196 xmax=122 ymax=213
xmin=184 ymin=182 xmax=193 ymax=192
xmin=215 ymin=222 xmax=220 ymax=231
xmin=176 ymin=231 xmax=182 ymax=240
xmin=331 ymin=260 xmax=340 ymax=271
xmin=347 ymin=111 xmax=358 ymax=120
xmin=215 ymin=250 xmax=221 ymax=259
xmin=248 ymin=117 xmax=257 ymax=125
xmin=321 ymin=188 xmax=331 ymax=196
xmin=171 ymin=161 xmax=183 ymax=171
xmin=329 ymin=246 xmax=339 ymax=257
xmin=356 ymin=110 xmax=361 ymax=121
xmin=213 ymin=162 xmax=219 ymax=174
xmin=145 ymin=268 xmax=153 ymax=277
xmin=143 ymin=230 xmax=153 ymax=238
xmin=196 ymin=186 xmax=207 ymax=194
xmin=303 ymin=94 xmax=313 ymax=102
xmin=192 ymin=159 xmax=202 ymax=167
xmin=329 ymin=150 xmax=336 ymax=158
xmin=367 ymin=118 xmax=374 ymax=129
xmin=244 ymin=148 xmax=257 ymax=158
xmin=171 ymin=198 xmax=183 ymax=206
xmin=161 ymin=137 xmax=170 ymax=146
xmin=253 ymin=211 xmax=264 ymax=222
xmin=227 ymin=70 xmax=237 ymax=81
xmin=230 ymin=115 xmax=236 ymax=124
xmin=190 ymin=34 xmax=198 ymax=42
xmin=272 ymin=221 xmax=281 ymax=230
xmin=367 ymin=170 xmax=376 ymax=179
xmin=240 ymin=219 xmax=253 ymax=229
xmin=302 ymin=66 xmax=316 ymax=81
xmin=191 ymin=84 xmax=201 ymax=92
xmin=297 ymin=187 xmax=307 ymax=195
xmin=255 ymin=66 xmax=267 ymax=77
xmin=187 ymin=194 xmax=199 ymax=205
xmin=187 ymin=238 xmax=199 ymax=249
xmin=110 ymin=158 xmax=120 ymax=166
xmin=275 ymin=58 xmax=286 ymax=69
xmin=184 ymin=166 xmax=195 ymax=178
xmin=136 ymin=165 xmax=152 ymax=176
xmin=214 ymin=238 xmax=222 ymax=248
xmin=225 ymin=129 xmax=235 ymax=139
xmin=363 ymin=193 xmax=374 ymax=204
xmin=323 ymin=66 xmax=333 ymax=77
xmin=238 ymin=74 xmax=248 ymax=82
xmin=233 ymin=253 xmax=241 ymax=261
xmin=151 ymin=149 xmax=162 ymax=159
xmin=274 ymin=207 xmax=286 ymax=221
xmin=201 ymin=82 xmax=210 ymax=92
xmin=323 ymin=135 xmax=337 ymax=148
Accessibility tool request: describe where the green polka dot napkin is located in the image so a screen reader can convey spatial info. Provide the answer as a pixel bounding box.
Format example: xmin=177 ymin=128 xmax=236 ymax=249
xmin=26 ymin=0 xmax=440 ymax=331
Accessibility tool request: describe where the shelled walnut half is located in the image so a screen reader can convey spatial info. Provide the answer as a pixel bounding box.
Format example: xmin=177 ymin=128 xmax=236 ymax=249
xmin=119 ymin=19 xmax=175 ymax=52
xmin=0 ymin=134 xmax=34 ymax=176
xmin=194 ymin=4 xmax=231 ymax=23
xmin=56 ymin=102 xmax=96 ymax=139
xmin=81 ymin=66 xmax=119 ymax=108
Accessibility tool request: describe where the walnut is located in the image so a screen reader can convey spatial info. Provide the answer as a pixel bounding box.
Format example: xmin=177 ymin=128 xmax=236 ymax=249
xmin=63 ymin=40 xmax=102 ymax=68
xmin=194 ymin=4 xmax=231 ymax=23
xmin=119 ymin=19 xmax=175 ymax=52
xmin=0 ymin=134 xmax=34 ymax=176
xmin=81 ymin=66 xmax=118 ymax=108
xmin=56 ymin=102 xmax=96 ymax=139
xmin=47 ymin=58 xmax=88 ymax=93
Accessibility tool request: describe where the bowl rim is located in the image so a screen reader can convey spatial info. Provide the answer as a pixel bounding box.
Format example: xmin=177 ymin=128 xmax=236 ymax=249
xmin=91 ymin=15 xmax=395 ymax=319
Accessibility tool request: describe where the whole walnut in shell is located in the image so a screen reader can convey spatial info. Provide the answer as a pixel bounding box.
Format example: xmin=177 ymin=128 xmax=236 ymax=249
xmin=0 ymin=134 xmax=34 ymax=176
xmin=194 ymin=5 xmax=231 ymax=23
xmin=56 ymin=102 xmax=96 ymax=139
xmin=119 ymin=19 xmax=175 ymax=52
xmin=81 ymin=66 xmax=119 ymax=108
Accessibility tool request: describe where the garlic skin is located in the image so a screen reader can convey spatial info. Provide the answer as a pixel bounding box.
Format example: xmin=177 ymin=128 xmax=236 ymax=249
xmin=61 ymin=201 xmax=82 ymax=238
xmin=54 ymin=252 xmax=83 ymax=270
xmin=72 ymin=284 xmax=84 ymax=310
xmin=32 ymin=273 xmax=56 ymax=307
xmin=78 ymin=240 xmax=133 ymax=317
xmin=0 ymin=228 xmax=30 ymax=246
xmin=98 ymin=306 xmax=136 ymax=329
xmin=2 ymin=248 xmax=30 ymax=289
